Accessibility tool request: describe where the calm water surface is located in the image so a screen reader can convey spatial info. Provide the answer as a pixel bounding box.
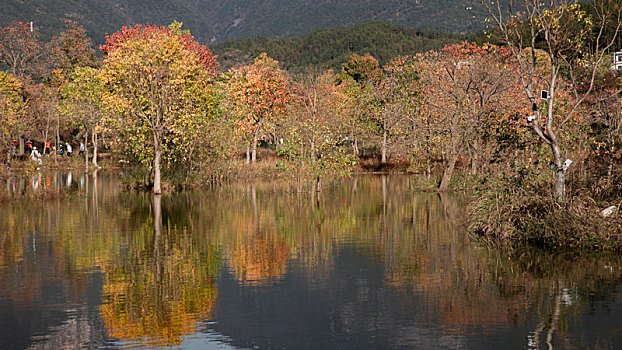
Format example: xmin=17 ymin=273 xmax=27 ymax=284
xmin=1 ymin=172 xmax=621 ymax=350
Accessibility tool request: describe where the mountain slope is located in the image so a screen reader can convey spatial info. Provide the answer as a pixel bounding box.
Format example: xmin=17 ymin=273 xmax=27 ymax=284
xmin=212 ymin=22 xmax=469 ymax=72
xmin=200 ymin=0 xmax=490 ymax=42
xmin=0 ymin=0 xmax=215 ymax=42
xmin=1 ymin=0 xmax=497 ymax=44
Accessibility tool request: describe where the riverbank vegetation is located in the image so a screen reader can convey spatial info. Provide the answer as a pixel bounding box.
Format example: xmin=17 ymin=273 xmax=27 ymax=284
xmin=1 ymin=0 xmax=622 ymax=249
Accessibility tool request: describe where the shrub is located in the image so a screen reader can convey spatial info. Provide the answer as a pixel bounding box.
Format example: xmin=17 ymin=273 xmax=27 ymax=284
xmin=468 ymin=167 xmax=622 ymax=251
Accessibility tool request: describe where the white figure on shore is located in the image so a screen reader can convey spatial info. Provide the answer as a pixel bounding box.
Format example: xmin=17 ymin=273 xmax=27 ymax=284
xmin=31 ymin=147 xmax=42 ymax=164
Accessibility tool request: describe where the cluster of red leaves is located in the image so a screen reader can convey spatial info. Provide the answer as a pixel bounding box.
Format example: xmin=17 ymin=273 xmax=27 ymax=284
xmin=101 ymin=24 xmax=217 ymax=74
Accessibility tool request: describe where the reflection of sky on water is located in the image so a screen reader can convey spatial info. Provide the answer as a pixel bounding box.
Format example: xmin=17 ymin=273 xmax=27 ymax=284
xmin=206 ymin=247 xmax=471 ymax=350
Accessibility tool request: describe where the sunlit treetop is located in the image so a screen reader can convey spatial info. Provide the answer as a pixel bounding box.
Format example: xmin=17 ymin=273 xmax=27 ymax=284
xmin=337 ymin=53 xmax=384 ymax=87
xmin=100 ymin=22 xmax=218 ymax=73
xmin=50 ymin=20 xmax=100 ymax=73
xmin=0 ymin=21 xmax=47 ymax=79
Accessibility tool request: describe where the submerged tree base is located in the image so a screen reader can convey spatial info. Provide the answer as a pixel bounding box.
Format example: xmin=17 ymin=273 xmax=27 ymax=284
xmin=468 ymin=169 xmax=622 ymax=252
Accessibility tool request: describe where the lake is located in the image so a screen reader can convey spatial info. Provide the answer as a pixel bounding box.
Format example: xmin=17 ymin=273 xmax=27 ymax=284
xmin=1 ymin=172 xmax=621 ymax=349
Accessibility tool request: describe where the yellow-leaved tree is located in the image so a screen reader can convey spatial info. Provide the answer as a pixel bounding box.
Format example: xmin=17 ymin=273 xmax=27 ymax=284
xmin=101 ymin=21 xmax=218 ymax=194
xmin=0 ymin=71 xmax=24 ymax=165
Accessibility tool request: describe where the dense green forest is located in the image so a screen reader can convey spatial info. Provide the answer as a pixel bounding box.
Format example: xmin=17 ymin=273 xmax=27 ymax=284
xmin=212 ymin=22 xmax=469 ymax=72
xmin=1 ymin=0 xmax=495 ymax=43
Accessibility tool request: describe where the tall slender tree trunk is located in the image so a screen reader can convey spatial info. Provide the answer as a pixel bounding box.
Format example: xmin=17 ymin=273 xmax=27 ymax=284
xmin=381 ymin=127 xmax=387 ymax=164
xmin=310 ymin=131 xmax=316 ymax=165
xmin=43 ymin=131 xmax=48 ymax=162
xmin=439 ymin=129 xmax=461 ymax=191
xmin=43 ymin=103 xmax=52 ymax=163
xmin=153 ymin=134 xmax=162 ymax=195
xmin=551 ymin=142 xmax=565 ymax=201
xmin=18 ymin=137 xmax=24 ymax=156
xmin=426 ymin=157 xmax=431 ymax=179
xmin=352 ymin=132 xmax=359 ymax=156
xmin=43 ymin=123 xmax=50 ymax=163
xmin=92 ymin=131 xmax=98 ymax=166
xmin=439 ymin=152 xmax=459 ymax=191
xmin=55 ymin=125 xmax=59 ymax=164
xmin=311 ymin=182 xmax=317 ymax=208
xmin=246 ymin=144 xmax=251 ymax=164
xmin=251 ymin=127 xmax=259 ymax=163
xmin=314 ymin=176 xmax=321 ymax=203
xmin=84 ymin=132 xmax=89 ymax=172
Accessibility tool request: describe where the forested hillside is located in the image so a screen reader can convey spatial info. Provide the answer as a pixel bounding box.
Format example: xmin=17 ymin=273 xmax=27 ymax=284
xmin=212 ymin=22 xmax=469 ymax=72
xmin=1 ymin=0 xmax=495 ymax=44
xmin=0 ymin=0 xmax=215 ymax=42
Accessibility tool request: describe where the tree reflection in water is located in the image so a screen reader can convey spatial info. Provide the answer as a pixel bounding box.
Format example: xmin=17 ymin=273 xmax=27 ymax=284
xmin=0 ymin=174 xmax=621 ymax=349
xmin=99 ymin=194 xmax=220 ymax=347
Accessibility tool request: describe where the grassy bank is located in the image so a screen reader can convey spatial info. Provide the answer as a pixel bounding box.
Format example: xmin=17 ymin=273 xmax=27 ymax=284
xmin=468 ymin=168 xmax=622 ymax=252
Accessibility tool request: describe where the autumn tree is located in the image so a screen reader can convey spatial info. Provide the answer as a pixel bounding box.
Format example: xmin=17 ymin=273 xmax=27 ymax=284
xmin=417 ymin=42 xmax=520 ymax=190
xmin=101 ymin=22 xmax=218 ymax=194
xmin=482 ymin=0 xmax=622 ymax=200
xmin=371 ymin=56 xmax=424 ymax=164
xmin=23 ymin=83 xmax=59 ymax=161
xmin=0 ymin=71 xmax=24 ymax=164
xmin=337 ymin=53 xmax=383 ymax=157
xmin=382 ymin=56 xmax=431 ymax=174
xmin=223 ymin=53 xmax=290 ymax=163
xmin=0 ymin=21 xmax=48 ymax=80
xmin=59 ymin=67 xmax=110 ymax=170
xmin=335 ymin=78 xmax=367 ymax=156
xmin=282 ymin=70 xmax=356 ymax=187
xmin=580 ymin=62 xmax=622 ymax=187
xmin=50 ymin=20 xmax=100 ymax=74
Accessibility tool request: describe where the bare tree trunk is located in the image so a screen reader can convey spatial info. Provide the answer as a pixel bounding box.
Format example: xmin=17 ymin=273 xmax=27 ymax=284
xmin=55 ymin=126 xmax=59 ymax=164
xmin=84 ymin=132 xmax=89 ymax=172
xmin=310 ymin=136 xmax=316 ymax=165
xmin=92 ymin=131 xmax=98 ymax=166
xmin=19 ymin=137 xmax=24 ymax=156
xmin=381 ymin=127 xmax=387 ymax=164
xmin=426 ymin=157 xmax=431 ymax=179
xmin=311 ymin=182 xmax=317 ymax=208
xmin=471 ymin=140 xmax=481 ymax=175
xmin=43 ymin=103 xmax=52 ymax=163
xmin=554 ymin=169 xmax=566 ymax=200
xmin=252 ymin=127 xmax=260 ymax=163
xmin=153 ymin=134 xmax=162 ymax=195
xmin=551 ymin=142 xmax=565 ymax=201
xmin=315 ymin=177 xmax=321 ymax=203
xmin=246 ymin=144 xmax=250 ymax=164
xmin=439 ymin=130 xmax=461 ymax=191
xmin=439 ymin=153 xmax=458 ymax=191
xmin=43 ymin=128 xmax=49 ymax=163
